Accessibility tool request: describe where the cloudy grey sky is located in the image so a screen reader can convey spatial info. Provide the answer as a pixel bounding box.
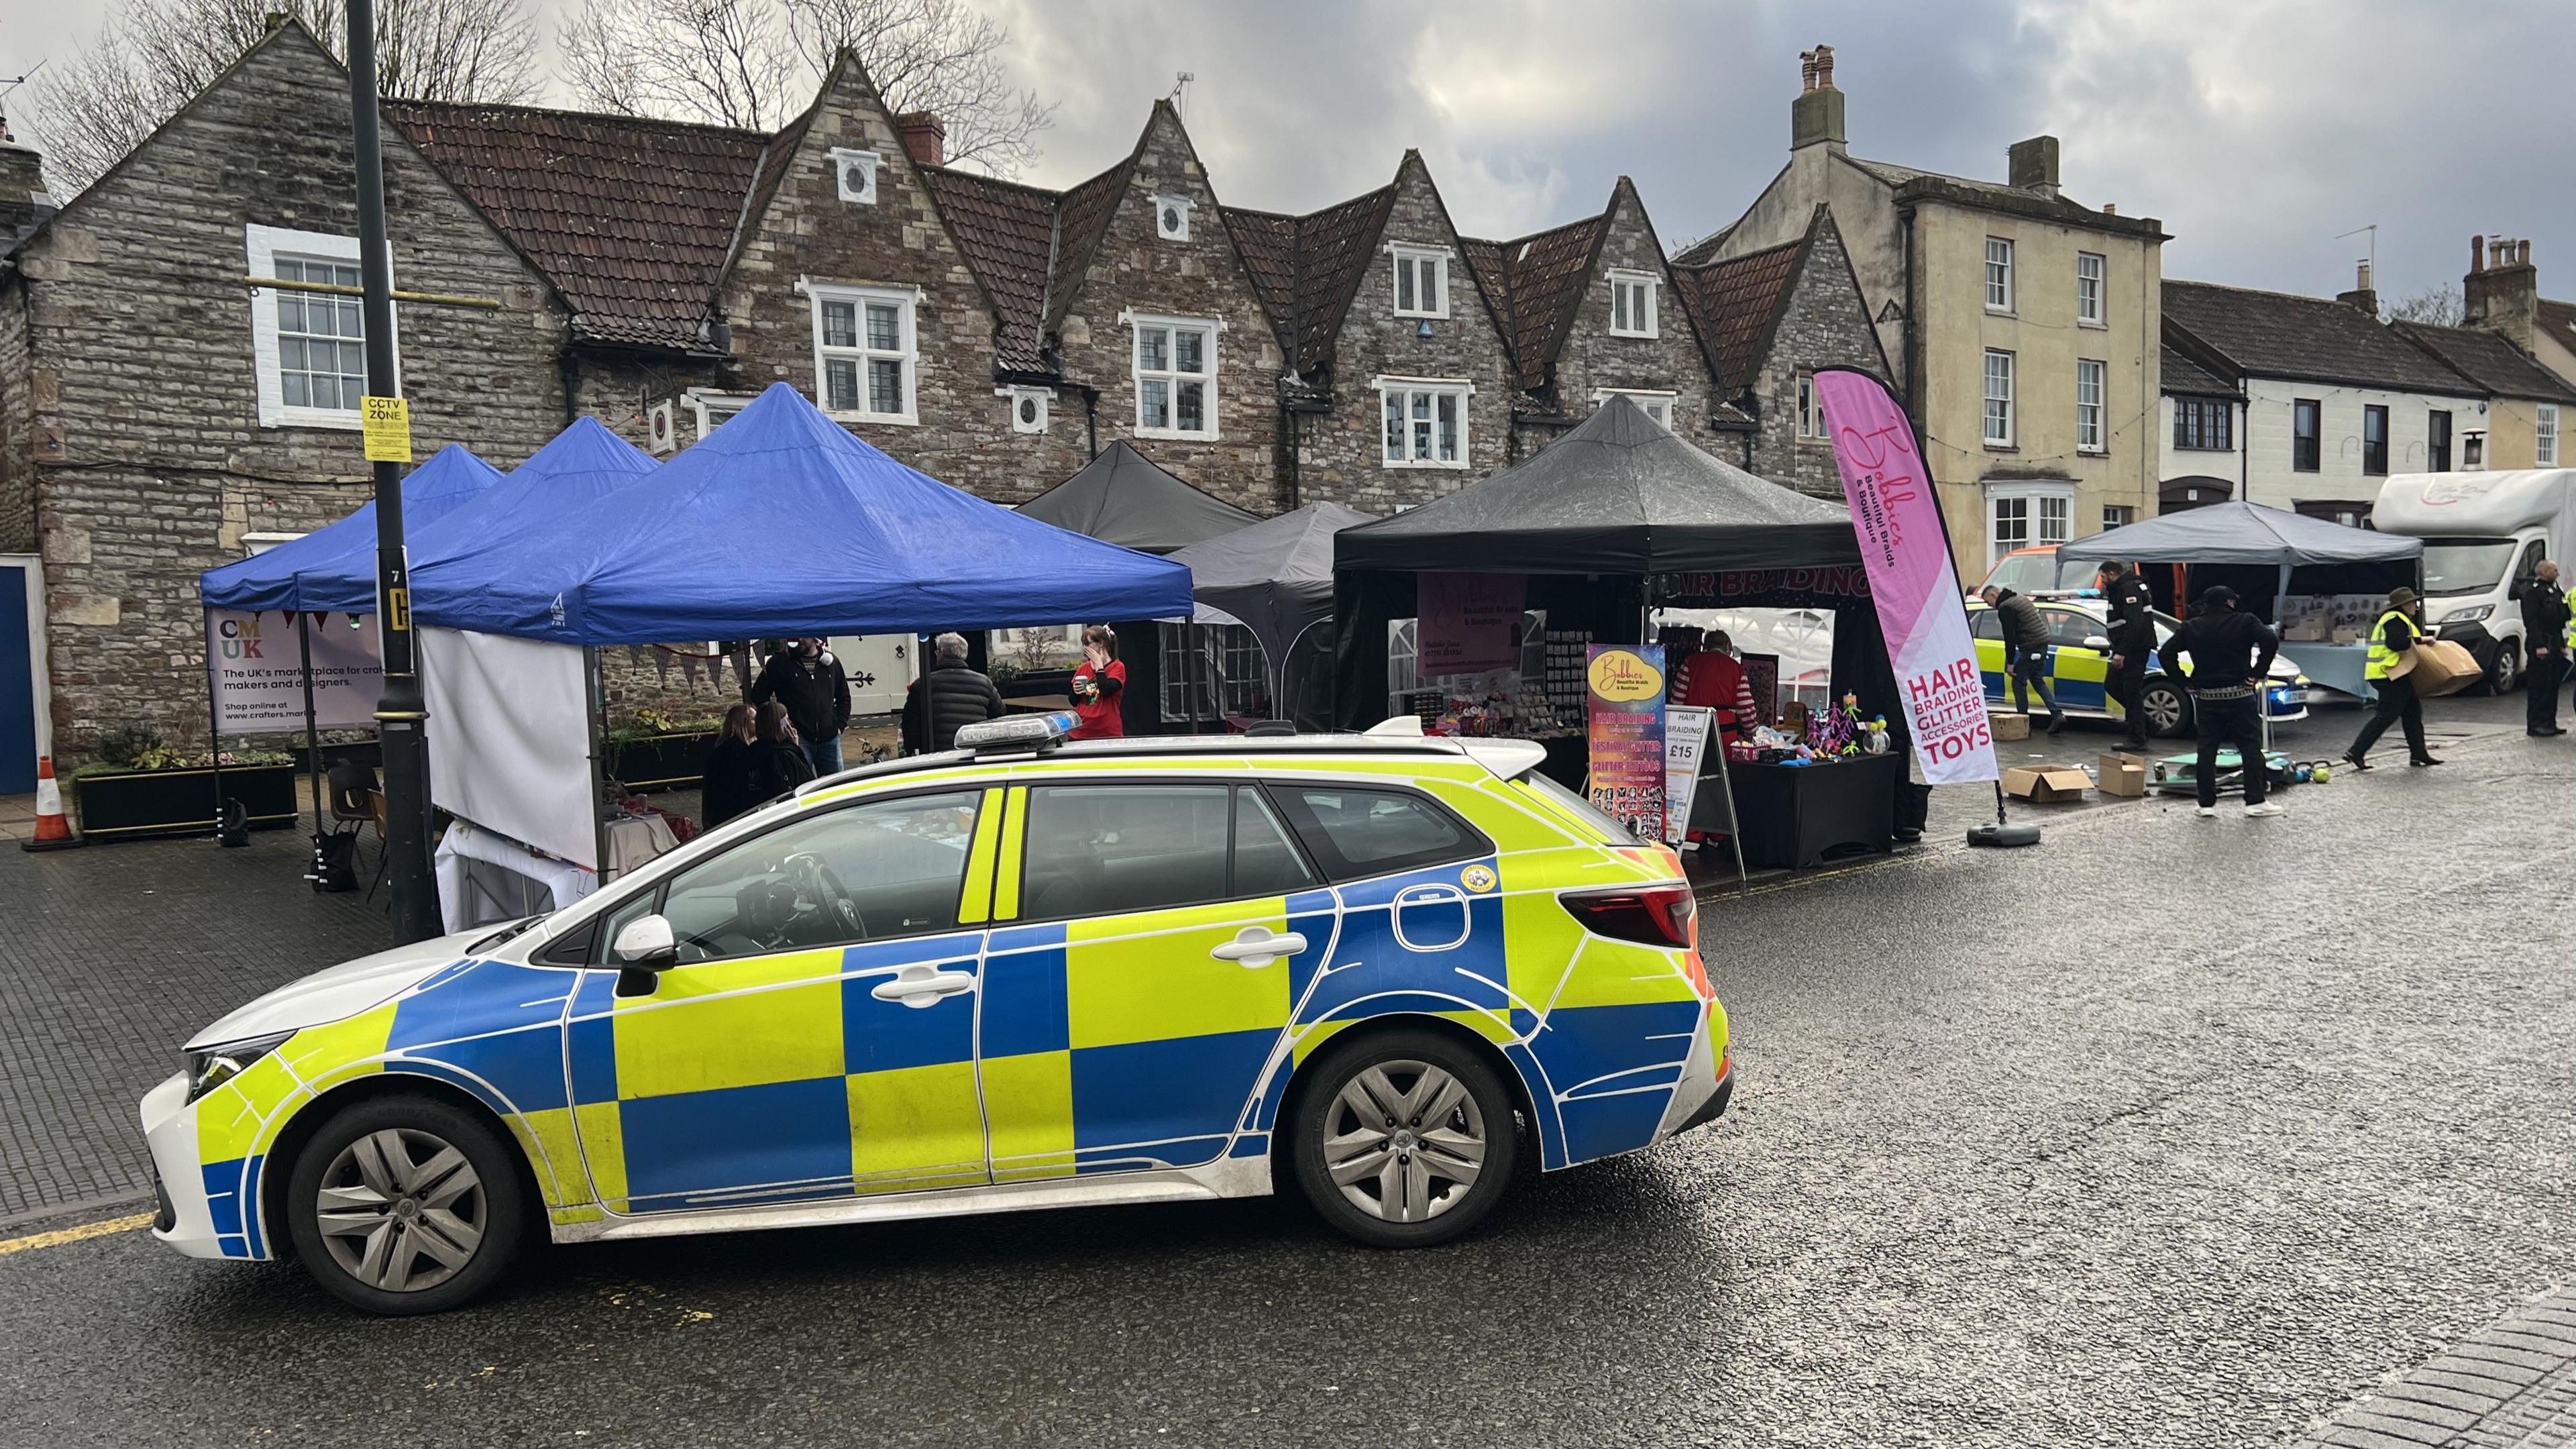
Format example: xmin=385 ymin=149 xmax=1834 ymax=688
xmin=7 ymin=0 xmax=2569 ymax=307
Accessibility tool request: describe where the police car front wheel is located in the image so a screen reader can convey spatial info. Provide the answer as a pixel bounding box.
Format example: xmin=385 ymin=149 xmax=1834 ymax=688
xmin=285 ymin=1093 xmax=528 ymax=1315
xmin=1290 ymin=1029 xmax=1518 ymax=1248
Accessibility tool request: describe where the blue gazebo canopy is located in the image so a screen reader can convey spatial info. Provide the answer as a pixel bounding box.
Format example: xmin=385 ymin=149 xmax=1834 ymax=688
xmin=415 ymin=383 xmax=1196 ymax=643
xmin=406 ymin=416 xmax=659 ymax=579
xmin=199 ymin=443 xmax=502 ymax=614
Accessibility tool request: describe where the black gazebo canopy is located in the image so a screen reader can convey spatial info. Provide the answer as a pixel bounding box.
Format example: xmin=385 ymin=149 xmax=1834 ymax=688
xmin=1016 ymin=439 xmax=1261 ymax=554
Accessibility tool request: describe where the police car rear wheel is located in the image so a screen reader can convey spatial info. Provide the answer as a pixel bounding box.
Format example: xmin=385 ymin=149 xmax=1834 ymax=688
xmin=286 ymin=1094 xmax=526 ymax=1315
xmin=2139 ymin=679 xmax=2190 ymax=738
xmin=1291 ymin=1030 xmax=1517 ymax=1248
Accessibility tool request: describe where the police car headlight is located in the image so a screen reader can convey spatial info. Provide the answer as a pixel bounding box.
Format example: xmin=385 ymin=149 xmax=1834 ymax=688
xmin=184 ymin=1032 xmax=292 ymax=1103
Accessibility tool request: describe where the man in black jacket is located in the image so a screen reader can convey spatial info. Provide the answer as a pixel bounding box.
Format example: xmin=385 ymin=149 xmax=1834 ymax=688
xmin=2159 ymin=585 xmax=2284 ymax=818
xmin=1980 ymin=584 xmax=2065 ymax=734
xmin=748 ymin=637 xmax=851 ymax=775
xmin=902 ymin=633 xmax=1006 ymax=754
xmin=2522 ymin=559 xmax=2569 ymax=737
xmin=2096 ymin=560 xmax=2158 ymax=749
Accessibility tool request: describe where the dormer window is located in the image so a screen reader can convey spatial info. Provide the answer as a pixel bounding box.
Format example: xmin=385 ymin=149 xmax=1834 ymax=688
xmin=1152 ymin=193 xmax=1193 ymax=241
xmin=832 ymin=149 xmax=881 ymax=205
xmin=1391 ymin=246 xmax=1448 ymax=319
xmin=1608 ymin=270 xmax=1658 ymax=338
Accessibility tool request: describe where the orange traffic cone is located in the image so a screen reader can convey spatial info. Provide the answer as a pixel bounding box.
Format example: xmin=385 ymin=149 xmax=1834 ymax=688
xmin=22 ymin=754 xmax=82 ymax=852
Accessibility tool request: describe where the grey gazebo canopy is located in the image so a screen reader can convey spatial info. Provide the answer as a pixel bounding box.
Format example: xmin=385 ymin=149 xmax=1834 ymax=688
xmin=2059 ymin=500 xmax=2422 ymax=569
xmin=1015 ymin=439 xmax=1261 ymax=554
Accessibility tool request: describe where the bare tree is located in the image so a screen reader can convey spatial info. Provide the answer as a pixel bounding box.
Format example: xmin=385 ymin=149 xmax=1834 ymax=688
xmin=559 ymin=0 xmax=1051 ymax=173
xmin=24 ymin=0 xmax=541 ymax=196
xmin=2387 ymin=283 xmax=2465 ymax=327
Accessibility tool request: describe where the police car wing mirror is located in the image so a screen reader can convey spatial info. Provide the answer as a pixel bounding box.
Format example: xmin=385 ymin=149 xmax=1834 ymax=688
xmin=2082 ymin=635 xmax=2112 ymax=652
xmin=612 ymin=914 xmax=679 ymax=970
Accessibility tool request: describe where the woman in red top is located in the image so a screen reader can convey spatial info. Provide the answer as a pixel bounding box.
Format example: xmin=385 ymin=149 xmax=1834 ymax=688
xmin=1069 ymin=625 xmax=1126 ymax=739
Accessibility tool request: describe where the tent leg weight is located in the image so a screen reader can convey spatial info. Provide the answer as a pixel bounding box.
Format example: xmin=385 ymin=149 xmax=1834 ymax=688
xmin=1967 ymin=821 xmax=2043 ymax=847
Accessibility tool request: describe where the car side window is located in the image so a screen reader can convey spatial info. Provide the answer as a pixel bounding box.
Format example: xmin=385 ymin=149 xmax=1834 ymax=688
xmin=1019 ymin=784 xmax=1234 ymax=920
xmin=653 ymin=790 xmax=982 ymax=963
xmin=1233 ymin=785 xmax=1320 ymax=898
xmin=1266 ymin=784 xmax=1487 ymax=883
xmin=1970 ymin=608 xmax=2003 ymax=641
xmin=2045 ymin=609 xmax=2102 ymax=650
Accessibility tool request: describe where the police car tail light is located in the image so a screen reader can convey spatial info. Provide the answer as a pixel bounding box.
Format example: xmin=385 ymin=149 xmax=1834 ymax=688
xmin=1560 ymin=885 xmax=1696 ymax=949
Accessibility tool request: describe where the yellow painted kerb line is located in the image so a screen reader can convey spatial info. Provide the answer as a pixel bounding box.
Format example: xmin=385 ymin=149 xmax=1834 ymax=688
xmin=0 ymin=1212 xmax=156 ymax=1258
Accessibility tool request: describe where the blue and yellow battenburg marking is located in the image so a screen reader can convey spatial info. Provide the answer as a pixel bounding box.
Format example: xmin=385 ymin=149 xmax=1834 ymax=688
xmin=182 ymin=745 xmax=1725 ymax=1252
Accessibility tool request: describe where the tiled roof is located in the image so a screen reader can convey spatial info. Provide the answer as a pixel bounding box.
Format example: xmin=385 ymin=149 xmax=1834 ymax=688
xmin=2540 ymin=298 xmax=2576 ymax=358
xmin=1460 ymin=214 xmax=1605 ymax=390
xmin=387 ymin=99 xmax=767 ymax=350
xmin=1843 ymin=154 xmax=2162 ymax=236
xmin=1220 ymin=185 xmax=1399 ymax=372
xmin=919 ymin=168 xmax=1059 ymax=372
xmin=1046 ymin=158 xmax=1134 ymax=331
xmin=2391 ymin=321 xmax=2576 ymax=404
xmin=2162 ymin=279 xmax=2483 ymax=396
xmin=1671 ymin=236 xmax=1801 ymax=398
xmin=2157 ymin=343 xmax=2237 ymax=396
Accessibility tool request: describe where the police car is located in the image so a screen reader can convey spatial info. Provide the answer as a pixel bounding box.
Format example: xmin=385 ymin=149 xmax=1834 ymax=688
xmin=140 ymin=713 xmax=1730 ymax=1313
xmin=1968 ymin=596 xmax=2310 ymax=737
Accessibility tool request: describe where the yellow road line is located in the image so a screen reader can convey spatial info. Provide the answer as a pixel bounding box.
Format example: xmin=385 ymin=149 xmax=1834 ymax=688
xmin=0 ymin=1212 xmax=156 ymax=1258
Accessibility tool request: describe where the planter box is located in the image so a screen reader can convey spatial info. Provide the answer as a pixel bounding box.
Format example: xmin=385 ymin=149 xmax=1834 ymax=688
xmin=605 ymin=731 xmax=721 ymax=792
xmin=74 ymin=763 xmax=299 ymax=841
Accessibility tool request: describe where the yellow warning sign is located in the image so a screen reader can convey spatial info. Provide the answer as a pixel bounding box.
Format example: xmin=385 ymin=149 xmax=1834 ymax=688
xmin=385 ymin=586 xmax=410 ymax=631
xmin=361 ymin=395 xmax=413 ymax=464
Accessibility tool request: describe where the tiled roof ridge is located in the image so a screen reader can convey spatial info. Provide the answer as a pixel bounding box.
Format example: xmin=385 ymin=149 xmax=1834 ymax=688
xmin=387 ymin=95 xmax=770 ymax=142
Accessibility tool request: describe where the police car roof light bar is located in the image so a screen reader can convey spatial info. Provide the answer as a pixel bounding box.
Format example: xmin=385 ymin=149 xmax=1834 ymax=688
xmin=956 ymin=711 xmax=1079 ymax=757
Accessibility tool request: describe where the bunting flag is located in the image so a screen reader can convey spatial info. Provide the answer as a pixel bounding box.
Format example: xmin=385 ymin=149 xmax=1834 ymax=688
xmin=731 ymin=646 xmax=753 ymax=694
xmin=1812 ymin=366 xmax=1999 ymax=786
xmin=651 ymin=649 xmax=670 ymax=688
xmin=627 ymin=644 xmax=646 ymax=673
xmin=678 ymin=653 xmax=702 ymax=691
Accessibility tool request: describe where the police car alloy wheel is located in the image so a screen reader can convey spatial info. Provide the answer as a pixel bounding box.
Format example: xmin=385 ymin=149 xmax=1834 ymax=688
xmin=2139 ymin=679 xmax=2190 ymax=738
xmin=285 ymin=1095 xmax=526 ymax=1314
xmin=1291 ymin=1029 xmax=1518 ymax=1248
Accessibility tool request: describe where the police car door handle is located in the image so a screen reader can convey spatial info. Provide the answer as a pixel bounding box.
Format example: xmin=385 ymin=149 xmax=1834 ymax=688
xmin=871 ymin=964 xmax=977 ymax=1008
xmin=1210 ymin=926 xmax=1305 ymax=969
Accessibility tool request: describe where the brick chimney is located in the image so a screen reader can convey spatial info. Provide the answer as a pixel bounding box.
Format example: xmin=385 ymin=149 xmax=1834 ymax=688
xmin=2465 ymin=233 xmax=2538 ymax=351
xmin=1790 ymin=45 xmax=1846 ymax=154
xmin=2008 ymin=136 xmax=2060 ymax=196
xmin=0 ymin=112 xmax=51 ymax=246
xmin=2337 ymin=258 xmax=2378 ymax=317
xmin=896 ymin=112 xmax=945 ymax=168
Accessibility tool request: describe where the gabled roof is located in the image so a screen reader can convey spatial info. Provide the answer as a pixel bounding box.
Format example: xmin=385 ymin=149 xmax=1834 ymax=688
xmin=917 ymin=168 xmax=1058 ymax=373
xmin=1220 ymin=182 xmax=1397 ymax=374
xmin=1045 ymin=153 xmax=1138 ymax=332
xmin=1841 ymin=154 xmax=2165 ymax=238
xmin=2163 ymin=279 xmax=2483 ymax=398
xmin=2539 ymin=298 xmax=2576 ymax=359
xmin=388 ymin=100 xmax=765 ymax=350
xmin=2157 ymin=344 xmax=2237 ymax=397
xmin=1458 ymin=211 xmax=1607 ymax=390
xmin=1671 ymin=235 xmax=1802 ymax=398
xmin=2392 ymin=321 xmax=2576 ymax=404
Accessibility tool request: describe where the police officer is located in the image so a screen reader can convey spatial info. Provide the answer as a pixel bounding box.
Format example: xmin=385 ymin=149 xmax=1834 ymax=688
xmin=2521 ymin=559 xmax=2569 ymax=737
xmin=2343 ymin=586 xmax=2440 ymax=770
xmin=2095 ymin=561 xmax=2157 ymax=750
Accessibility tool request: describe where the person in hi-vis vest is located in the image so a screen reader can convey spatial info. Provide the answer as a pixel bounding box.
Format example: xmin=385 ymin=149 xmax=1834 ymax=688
xmin=2343 ymin=586 xmax=2442 ymax=771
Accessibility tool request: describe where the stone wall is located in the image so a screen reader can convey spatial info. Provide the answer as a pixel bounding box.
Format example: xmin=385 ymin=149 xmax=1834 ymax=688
xmin=12 ymin=25 xmax=568 ymax=755
xmin=1748 ymin=217 xmax=1891 ymax=498
xmin=0 ymin=277 xmax=32 ymax=552
xmin=1295 ymin=156 xmax=1518 ymax=514
xmin=1519 ymin=181 xmax=1717 ymax=458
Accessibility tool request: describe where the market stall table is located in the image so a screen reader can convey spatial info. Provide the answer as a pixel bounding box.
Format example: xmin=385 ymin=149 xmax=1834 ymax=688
xmin=1693 ymin=752 xmax=1900 ymax=869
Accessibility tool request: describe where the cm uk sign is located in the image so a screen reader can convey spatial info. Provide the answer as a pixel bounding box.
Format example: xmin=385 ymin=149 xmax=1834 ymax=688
xmin=207 ymin=608 xmax=384 ymax=733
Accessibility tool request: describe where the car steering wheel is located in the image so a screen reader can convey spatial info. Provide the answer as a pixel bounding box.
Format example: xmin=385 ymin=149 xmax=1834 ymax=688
xmin=782 ymin=851 xmax=868 ymax=941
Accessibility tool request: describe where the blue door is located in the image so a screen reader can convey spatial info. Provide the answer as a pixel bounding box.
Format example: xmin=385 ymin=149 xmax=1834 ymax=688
xmin=0 ymin=562 xmax=34 ymax=794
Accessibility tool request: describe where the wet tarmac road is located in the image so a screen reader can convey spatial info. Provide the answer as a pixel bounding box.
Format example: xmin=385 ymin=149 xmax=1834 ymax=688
xmin=3 ymin=697 xmax=2571 ymax=1447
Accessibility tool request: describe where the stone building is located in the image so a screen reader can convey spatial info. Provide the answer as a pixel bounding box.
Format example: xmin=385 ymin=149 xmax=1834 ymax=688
xmin=1685 ymin=45 xmax=2168 ymax=578
xmin=2458 ymin=234 xmax=2576 ymax=409
xmin=0 ymin=23 xmax=568 ymax=757
xmin=0 ymin=25 xmax=1890 ymax=757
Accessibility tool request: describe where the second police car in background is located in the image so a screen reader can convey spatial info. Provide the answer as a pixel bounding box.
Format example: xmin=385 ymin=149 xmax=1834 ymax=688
xmin=138 ymin=712 xmax=1731 ymax=1313
xmin=1967 ymin=596 xmax=2310 ymax=737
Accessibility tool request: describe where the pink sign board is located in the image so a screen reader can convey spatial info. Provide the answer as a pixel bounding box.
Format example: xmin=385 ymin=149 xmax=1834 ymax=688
xmin=1415 ymin=572 xmax=1525 ymax=676
xmin=1810 ymin=368 xmax=1998 ymax=786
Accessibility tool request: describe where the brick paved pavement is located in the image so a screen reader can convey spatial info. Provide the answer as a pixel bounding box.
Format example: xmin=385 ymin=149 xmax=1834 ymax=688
xmin=0 ymin=826 xmax=394 ymax=1218
xmin=2294 ymin=1284 xmax=2576 ymax=1448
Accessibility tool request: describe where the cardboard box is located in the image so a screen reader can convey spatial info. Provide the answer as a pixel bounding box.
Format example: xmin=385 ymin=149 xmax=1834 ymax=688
xmin=2394 ymin=637 xmax=2482 ymax=698
xmin=1988 ymin=710 xmax=2032 ymax=741
xmin=2096 ymin=752 xmax=2147 ymax=798
xmin=2003 ymin=766 xmax=2092 ymax=802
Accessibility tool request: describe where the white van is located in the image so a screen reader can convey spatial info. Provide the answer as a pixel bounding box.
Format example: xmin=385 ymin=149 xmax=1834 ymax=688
xmin=2372 ymin=470 xmax=2576 ymax=691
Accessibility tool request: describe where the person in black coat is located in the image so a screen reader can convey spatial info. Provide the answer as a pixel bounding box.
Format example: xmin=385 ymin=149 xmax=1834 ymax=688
xmin=2158 ymin=585 xmax=2283 ymax=818
xmin=901 ymin=633 xmax=1007 ymax=754
xmin=699 ymin=704 xmax=761 ymax=830
xmin=2096 ymin=560 xmax=2158 ymax=749
xmin=749 ymin=701 xmax=817 ymax=802
xmin=1980 ymin=584 xmax=2064 ymax=734
xmin=749 ymin=639 xmax=851 ymax=776
xmin=2522 ymin=559 xmax=2569 ymax=736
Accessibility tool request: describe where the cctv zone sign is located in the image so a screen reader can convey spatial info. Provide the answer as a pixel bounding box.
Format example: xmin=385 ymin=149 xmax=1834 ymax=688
xmin=207 ymin=608 xmax=385 ymax=733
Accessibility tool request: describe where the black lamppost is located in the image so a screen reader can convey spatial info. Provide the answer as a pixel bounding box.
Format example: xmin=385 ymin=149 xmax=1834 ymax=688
xmin=347 ymin=0 xmax=441 ymax=942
